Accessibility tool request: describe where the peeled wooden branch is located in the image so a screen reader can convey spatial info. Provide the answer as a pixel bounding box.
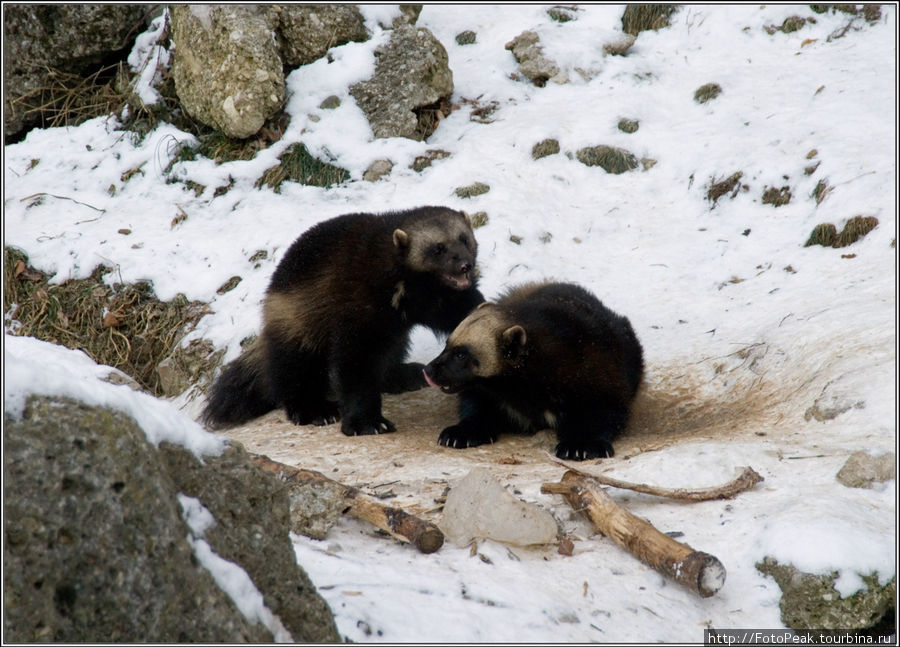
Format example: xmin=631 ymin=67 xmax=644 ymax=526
xmin=541 ymin=470 xmax=726 ymax=597
xmin=251 ymin=454 xmax=444 ymax=554
xmin=548 ymin=455 xmax=763 ymax=501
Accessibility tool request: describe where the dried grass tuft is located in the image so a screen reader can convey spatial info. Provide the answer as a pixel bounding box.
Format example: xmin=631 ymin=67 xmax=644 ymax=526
xmin=4 ymin=247 xmax=210 ymax=396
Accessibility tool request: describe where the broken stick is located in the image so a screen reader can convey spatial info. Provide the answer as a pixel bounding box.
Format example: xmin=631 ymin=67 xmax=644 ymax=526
xmin=541 ymin=470 xmax=726 ymax=597
xmin=547 ymin=454 xmax=764 ymax=501
xmin=251 ymin=454 xmax=444 ymax=554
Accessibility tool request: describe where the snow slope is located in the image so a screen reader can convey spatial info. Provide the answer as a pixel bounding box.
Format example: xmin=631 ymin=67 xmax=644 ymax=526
xmin=4 ymin=4 xmax=896 ymax=643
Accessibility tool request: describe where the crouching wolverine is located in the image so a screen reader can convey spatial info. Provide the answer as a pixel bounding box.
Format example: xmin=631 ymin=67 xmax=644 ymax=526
xmin=423 ymin=282 xmax=644 ymax=460
xmin=203 ymin=206 xmax=484 ymax=437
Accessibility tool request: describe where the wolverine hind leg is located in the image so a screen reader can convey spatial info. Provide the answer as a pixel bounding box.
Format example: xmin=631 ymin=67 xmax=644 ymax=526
xmin=265 ymin=337 xmax=340 ymax=426
xmin=553 ymin=398 xmax=629 ymax=461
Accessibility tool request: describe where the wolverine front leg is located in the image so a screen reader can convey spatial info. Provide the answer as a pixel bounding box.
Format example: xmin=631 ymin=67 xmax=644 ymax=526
xmin=439 ymin=390 xmax=510 ymax=449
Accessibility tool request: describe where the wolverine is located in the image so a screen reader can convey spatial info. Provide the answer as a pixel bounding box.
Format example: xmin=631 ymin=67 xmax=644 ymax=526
xmin=423 ymin=282 xmax=644 ymax=460
xmin=203 ymin=206 xmax=484 ymax=436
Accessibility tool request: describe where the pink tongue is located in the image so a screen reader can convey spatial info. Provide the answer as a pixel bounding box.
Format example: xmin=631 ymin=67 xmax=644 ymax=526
xmin=423 ymin=369 xmax=441 ymax=389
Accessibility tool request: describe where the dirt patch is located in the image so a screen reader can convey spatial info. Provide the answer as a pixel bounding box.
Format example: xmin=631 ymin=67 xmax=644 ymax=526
xmin=215 ymin=337 xmax=801 ymax=520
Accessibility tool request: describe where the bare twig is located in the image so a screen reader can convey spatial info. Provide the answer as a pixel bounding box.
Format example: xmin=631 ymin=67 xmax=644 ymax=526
xmin=546 ymin=454 xmax=763 ymax=501
xmin=20 ymin=192 xmax=106 ymax=213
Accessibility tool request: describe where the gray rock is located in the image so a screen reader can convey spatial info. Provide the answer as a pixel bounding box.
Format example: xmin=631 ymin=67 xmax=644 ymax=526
xmin=603 ymin=33 xmax=637 ymax=56
xmin=455 ymin=182 xmax=491 ymax=198
xmin=159 ymin=442 xmax=340 ymax=642
xmin=439 ymin=468 xmax=558 ymax=547
xmin=350 ymin=25 xmax=453 ymax=140
xmin=505 ymin=30 xmax=562 ymax=87
xmin=319 ymin=95 xmax=342 ymax=110
xmin=757 ymin=558 xmax=895 ymax=632
xmin=276 ymin=5 xmax=369 ymax=67
xmin=363 ymin=159 xmax=394 ymax=182
xmin=4 ymin=396 xmax=270 ymax=642
xmin=576 ymin=145 xmax=639 ymax=174
xmin=532 ymin=138 xmax=560 ymax=160
xmin=3 ymin=395 xmax=339 ymax=643
xmin=618 ymin=118 xmax=640 ymax=133
xmin=395 ymin=5 xmax=423 ymax=27
xmin=3 ymin=4 xmax=148 ymax=141
xmin=410 ymin=148 xmax=451 ymax=172
xmin=456 ymin=30 xmax=477 ymax=45
xmin=156 ymin=338 xmax=224 ymax=398
xmin=836 ymin=451 xmax=896 ymax=489
xmin=170 ymin=6 xmax=285 ymax=139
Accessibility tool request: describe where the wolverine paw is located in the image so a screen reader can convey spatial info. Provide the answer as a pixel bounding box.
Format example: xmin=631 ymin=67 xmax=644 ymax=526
xmin=341 ymin=417 xmax=396 ymax=436
xmin=438 ymin=424 xmax=496 ymax=449
xmin=285 ymin=402 xmax=340 ymax=426
xmin=311 ymin=402 xmax=341 ymax=426
xmin=555 ymin=440 xmax=615 ymax=461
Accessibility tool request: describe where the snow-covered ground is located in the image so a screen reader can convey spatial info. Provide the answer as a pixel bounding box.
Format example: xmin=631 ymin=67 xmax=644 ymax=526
xmin=4 ymin=5 xmax=896 ymax=643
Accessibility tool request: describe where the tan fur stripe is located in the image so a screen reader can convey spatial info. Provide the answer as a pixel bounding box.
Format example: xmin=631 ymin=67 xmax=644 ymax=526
xmin=448 ymin=305 xmax=506 ymax=377
xmin=263 ymin=289 xmax=330 ymax=350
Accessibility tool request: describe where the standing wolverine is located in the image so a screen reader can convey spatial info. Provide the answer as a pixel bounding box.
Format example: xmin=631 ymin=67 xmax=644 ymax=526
xmin=424 ymin=282 xmax=644 ymax=460
xmin=203 ymin=206 xmax=484 ymax=436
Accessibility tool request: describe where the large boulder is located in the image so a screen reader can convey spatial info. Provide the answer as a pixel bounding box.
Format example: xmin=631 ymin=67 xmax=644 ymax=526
xmin=2 ymin=4 xmax=149 ymax=142
xmin=757 ymin=558 xmax=895 ymax=633
xmin=169 ymin=5 xmax=286 ymax=139
xmin=350 ymin=25 xmax=453 ymax=140
xmin=3 ymin=395 xmax=339 ymax=643
xmin=275 ymin=5 xmax=369 ymax=67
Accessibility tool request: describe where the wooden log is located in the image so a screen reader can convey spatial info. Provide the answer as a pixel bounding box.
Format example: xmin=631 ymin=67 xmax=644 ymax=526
xmin=251 ymin=454 xmax=444 ymax=554
xmin=541 ymin=470 xmax=726 ymax=597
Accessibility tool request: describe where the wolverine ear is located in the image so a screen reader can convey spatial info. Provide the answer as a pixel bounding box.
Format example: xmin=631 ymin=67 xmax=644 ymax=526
xmin=475 ymin=301 xmax=494 ymax=311
xmin=461 ymin=210 xmax=472 ymax=226
xmin=501 ymin=325 xmax=526 ymax=352
xmin=393 ymin=229 xmax=409 ymax=249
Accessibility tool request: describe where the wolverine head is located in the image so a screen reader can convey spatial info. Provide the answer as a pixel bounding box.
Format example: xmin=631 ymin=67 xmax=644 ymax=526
xmin=423 ymin=302 xmax=527 ymax=393
xmin=393 ymin=209 xmax=478 ymax=290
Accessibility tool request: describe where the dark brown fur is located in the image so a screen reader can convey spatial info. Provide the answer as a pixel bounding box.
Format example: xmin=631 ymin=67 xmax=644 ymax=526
xmin=424 ymin=281 xmax=644 ymax=460
xmin=203 ymin=206 xmax=484 ymax=436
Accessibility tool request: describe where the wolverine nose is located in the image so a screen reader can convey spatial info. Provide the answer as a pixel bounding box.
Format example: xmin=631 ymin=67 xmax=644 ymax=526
xmin=458 ymin=261 xmax=472 ymax=274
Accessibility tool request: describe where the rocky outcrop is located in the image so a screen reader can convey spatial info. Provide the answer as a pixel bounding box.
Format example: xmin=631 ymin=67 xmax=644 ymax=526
xmin=168 ymin=5 xmax=372 ymax=139
xmin=505 ymin=31 xmax=562 ymax=87
xmin=276 ymin=5 xmax=369 ymax=67
xmin=757 ymin=558 xmax=895 ymax=633
xmin=576 ymin=145 xmax=639 ymax=174
xmin=3 ymin=4 xmax=150 ymax=142
xmin=170 ymin=6 xmax=286 ymax=139
xmin=836 ymin=451 xmax=896 ymax=489
xmin=4 ymin=395 xmax=339 ymax=643
xmin=350 ymin=25 xmax=453 ymax=140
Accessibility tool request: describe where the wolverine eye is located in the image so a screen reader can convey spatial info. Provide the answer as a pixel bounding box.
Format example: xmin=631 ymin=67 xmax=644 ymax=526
xmin=453 ymin=349 xmax=468 ymax=361
xmin=430 ymin=243 xmax=446 ymax=257
xmin=458 ymin=234 xmax=469 ymax=246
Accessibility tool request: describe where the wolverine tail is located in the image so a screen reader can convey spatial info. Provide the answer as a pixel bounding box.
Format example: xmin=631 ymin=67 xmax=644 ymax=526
xmin=202 ymin=342 xmax=277 ymax=428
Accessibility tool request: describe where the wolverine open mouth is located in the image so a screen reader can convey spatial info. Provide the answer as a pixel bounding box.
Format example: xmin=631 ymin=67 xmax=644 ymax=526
xmin=423 ymin=369 xmax=458 ymax=393
xmin=442 ymin=271 xmax=471 ymax=290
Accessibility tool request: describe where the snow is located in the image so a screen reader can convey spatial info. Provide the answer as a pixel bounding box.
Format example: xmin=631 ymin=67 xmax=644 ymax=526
xmin=4 ymin=335 xmax=224 ymax=459
xmin=3 ymin=4 xmax=896 ymax=643
xmin=178 ymin=495 xmax=294 ymax=642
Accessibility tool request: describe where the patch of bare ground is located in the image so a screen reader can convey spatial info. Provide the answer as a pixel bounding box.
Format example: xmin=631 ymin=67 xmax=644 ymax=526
xmin=215 ymin=336 xmax=809 ymax=521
